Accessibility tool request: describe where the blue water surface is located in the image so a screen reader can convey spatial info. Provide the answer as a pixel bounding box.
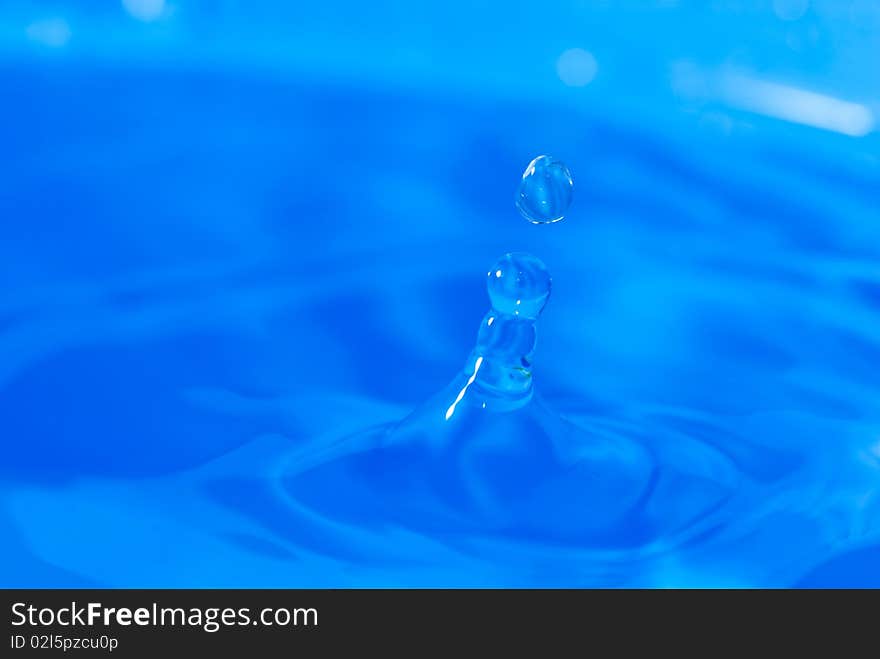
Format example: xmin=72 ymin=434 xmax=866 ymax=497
xmin=1 ymin=1 xmax=879 ymax=587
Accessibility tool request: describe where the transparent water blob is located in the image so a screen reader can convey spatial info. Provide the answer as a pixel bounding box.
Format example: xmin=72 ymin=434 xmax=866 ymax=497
xmin=282 ymin=252 xmax=657 ymax=543
xmin=487 ymin=252 xmax=551 ymax=320
xmin=516 ymin=155 xmax=573 ymax=224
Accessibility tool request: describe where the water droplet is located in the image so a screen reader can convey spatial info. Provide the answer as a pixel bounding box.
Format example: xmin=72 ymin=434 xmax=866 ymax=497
xmin=516 ymin=155 xmax=573 ymax=224
xmin=486 ymin=252 xmax=551 ymax=320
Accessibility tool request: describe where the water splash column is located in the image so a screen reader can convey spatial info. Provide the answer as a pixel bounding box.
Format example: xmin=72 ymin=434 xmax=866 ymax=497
xmin=446 ymin=252 xmax=552 ymax=419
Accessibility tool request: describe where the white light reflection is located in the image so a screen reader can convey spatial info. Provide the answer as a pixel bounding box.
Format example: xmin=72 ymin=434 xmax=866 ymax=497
xmin=672 ymin=62 xmax=875 ymax=137
xmin=720 ymin=74 xmax=874 ymax=137
xmin=26 ymin=18 xmax=71 ymax=48
xmin=445 ymin=356 xmax=483 ymax=421
xmin=122 ymin=0 xmax=166 ymax=22
xmin=556 ymin=48 xmax=598 ymax=87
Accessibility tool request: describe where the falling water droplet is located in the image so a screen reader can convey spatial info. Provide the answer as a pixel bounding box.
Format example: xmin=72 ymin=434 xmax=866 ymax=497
xmin=515 ymin=155 xmax=573 ymax=224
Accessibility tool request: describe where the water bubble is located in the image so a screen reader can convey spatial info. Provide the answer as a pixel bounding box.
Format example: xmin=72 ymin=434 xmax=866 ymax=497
xmin=556 ymin=48 xmax=598 ymax=87
xmin=26 ymin=18 xmax=71 ymax=48
xmin=516 ymin=155 xmax=573 ymax=224
xmin=122 ymin=0 xmax=166 ymax=22
xmin=486 ymin=252 xmax=551 ymax=320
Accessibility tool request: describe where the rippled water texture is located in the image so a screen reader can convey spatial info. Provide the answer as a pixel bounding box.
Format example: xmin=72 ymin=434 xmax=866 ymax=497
xmin=2 ymin=61 xmax=880 ymax=587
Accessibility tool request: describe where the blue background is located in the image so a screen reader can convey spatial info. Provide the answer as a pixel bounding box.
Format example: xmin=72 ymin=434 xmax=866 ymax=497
xmin=1 ymin=0 xmax=879 ymax=587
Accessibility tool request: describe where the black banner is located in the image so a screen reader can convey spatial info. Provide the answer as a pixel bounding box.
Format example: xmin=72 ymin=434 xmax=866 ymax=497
xmin=1 ymin=589 xmax=873 ymax=655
